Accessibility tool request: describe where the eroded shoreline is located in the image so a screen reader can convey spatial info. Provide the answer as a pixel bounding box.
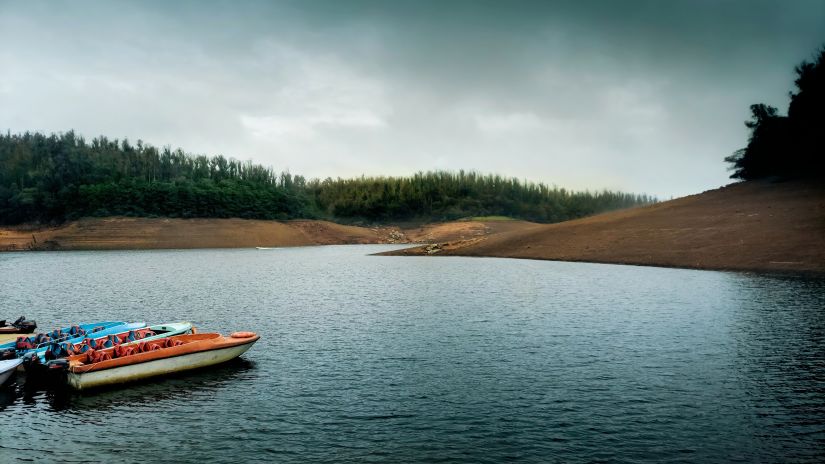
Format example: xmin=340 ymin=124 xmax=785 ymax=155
xmin=380 ymin=180 xmax=825 ymax=276
xmin=0 ymin=217 xmax=533 ymax=252
xmin=2 ymin=180 xmax=822 ymax=276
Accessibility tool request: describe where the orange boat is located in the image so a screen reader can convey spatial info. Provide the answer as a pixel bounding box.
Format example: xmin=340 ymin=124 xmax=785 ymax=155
xmin=64 ymin=332 xmax=259 ymax=390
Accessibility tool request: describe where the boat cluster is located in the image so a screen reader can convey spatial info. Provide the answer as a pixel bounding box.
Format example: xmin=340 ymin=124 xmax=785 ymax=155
xmin=0 ymin=320 xmax=259 ymax=391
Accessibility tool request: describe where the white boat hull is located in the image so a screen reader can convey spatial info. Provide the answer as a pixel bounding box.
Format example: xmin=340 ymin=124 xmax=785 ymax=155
xmin=0 ymin=359 xmax=22 ymax=384
xmin=67 ymin=342 xmax=254 ymax=391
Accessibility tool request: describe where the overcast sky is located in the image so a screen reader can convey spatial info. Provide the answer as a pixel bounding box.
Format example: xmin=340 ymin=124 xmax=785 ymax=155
xmin=1 ymin=1 xmax=823 ymax=198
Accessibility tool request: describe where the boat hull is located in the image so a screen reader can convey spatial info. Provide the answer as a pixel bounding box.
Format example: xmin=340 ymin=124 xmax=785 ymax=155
xmin=67 ymin=341 xmax=254 ymax=391
xmin=0 ymin=327 xmax=36 ymax=334
xmin=0 ymin=359 xmax=23 ymax=384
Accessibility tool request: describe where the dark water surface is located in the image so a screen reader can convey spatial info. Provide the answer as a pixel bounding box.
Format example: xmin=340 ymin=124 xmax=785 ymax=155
xmin=1 ymin=246 xmax=824 ymax=463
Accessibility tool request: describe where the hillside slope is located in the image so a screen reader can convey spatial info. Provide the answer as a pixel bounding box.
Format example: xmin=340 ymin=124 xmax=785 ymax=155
xmin=0 ymin=217 xmax=537 ymax=251
xmin=0 ymin=218 xmax=388 ymax=250
xmin=386 ymin=180 xmax=825 ymax=274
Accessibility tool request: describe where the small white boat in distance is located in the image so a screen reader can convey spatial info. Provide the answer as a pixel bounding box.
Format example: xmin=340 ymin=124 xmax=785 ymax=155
xmin=0 ymin=358 xmax=23 ymax=384
xmin=255 ymin=247 xmax=279 ymax=250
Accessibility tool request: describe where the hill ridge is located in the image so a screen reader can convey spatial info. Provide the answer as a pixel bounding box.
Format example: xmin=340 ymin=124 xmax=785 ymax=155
xmin=382 ymin=180 xmax=825 ymax=275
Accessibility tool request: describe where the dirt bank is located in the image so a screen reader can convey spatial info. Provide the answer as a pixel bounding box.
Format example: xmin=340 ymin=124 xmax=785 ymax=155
xmin=0 ymin=217 xmax=390 ymax=251
xmin=383 ymin=180 xmax=825 ymax=275
xmin=0 ymin=217 xmax=534 ymax=251
xmin=400 ymin=220 xmax=536 ymax=243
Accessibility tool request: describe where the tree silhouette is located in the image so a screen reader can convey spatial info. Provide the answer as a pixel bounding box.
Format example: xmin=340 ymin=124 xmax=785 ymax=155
xmin=787 ymin=47 xmax=825 ymax=175
xmin=726 ymin=46 xmax=825 ymax=180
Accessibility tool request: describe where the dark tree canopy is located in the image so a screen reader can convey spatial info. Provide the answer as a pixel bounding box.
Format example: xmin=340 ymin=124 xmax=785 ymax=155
xmin=726 ymin=46 xmax=825 ymax=180
xmin=0 ymin=131 xmax=655 ymax=225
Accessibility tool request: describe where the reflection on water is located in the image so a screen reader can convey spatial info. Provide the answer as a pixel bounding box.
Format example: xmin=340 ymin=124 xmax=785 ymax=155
xmin=0 ymin=359 xmax=255 ymax=413
xmin=66 ymin=359 xmax=256 ymax=410
xmin=0 ymin=380 xmax=18 ymax=411
xmin=0 ymin=246 xmax=823 ymax=463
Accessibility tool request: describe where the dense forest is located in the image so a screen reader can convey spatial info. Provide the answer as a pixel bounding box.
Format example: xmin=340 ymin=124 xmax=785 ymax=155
xmin=0 ymin=131 xmax=654 ymax=225
xmin=725 ymin=46 xmax=824 ymax=180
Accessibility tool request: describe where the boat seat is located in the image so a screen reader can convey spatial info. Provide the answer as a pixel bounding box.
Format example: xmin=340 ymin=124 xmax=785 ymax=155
xmin=144 ymin=341 xmax=163 ymax=352
xmin=58 ymin=342 xmax=74 ymax=357
xmin=162 ymin=338 xmax=184 ymax=348
xmin=86 ymin=349 xmax=112 ymax=363
xmin=114 ymin=345 xmax=137 ymax=358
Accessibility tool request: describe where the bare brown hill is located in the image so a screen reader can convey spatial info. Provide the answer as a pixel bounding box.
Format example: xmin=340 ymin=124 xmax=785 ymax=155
xmin=0 ymin=217 xmax=390 ymax=251
xmin=0 ymin=217 xmax=534 ymax=251
xmin=385 ymin=180 xmax=825 ymax=275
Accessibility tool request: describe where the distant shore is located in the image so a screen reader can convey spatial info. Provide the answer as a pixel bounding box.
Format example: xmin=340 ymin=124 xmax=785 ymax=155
xmin=0 ymin=217 xmax=533 ymax=252
xmin=2 ymin=180 xmax=822 ymax=276
xmin=380 ymin=180 xmax=825 ymax=276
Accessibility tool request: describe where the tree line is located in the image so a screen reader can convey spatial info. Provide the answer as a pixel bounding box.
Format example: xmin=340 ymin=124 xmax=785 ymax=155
xmin=725 ymin=45 xmax=824 ymax=180
xmin=0 ymin=131 xmax=655 ymax=225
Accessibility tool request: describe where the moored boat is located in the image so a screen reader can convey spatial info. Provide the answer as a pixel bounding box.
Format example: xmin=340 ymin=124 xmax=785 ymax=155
xmin=35 ymin=322 xmax=193 ymax=364
xmin=64 ymin=332 xmax=259 ymax=390
xmin=0 ymin=359 xmax=23 ymax=385
xmin=1 ymin=321 xmax=135 ymax=361
xmin=0 ymin=316 xmax=37 ymax=334
xmin=0 ymin=321 xmax=125 ymax=353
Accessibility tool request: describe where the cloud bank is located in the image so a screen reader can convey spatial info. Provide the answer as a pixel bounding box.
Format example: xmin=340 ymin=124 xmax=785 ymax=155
xmin=1 ymin=0 xmax=823 ymax=197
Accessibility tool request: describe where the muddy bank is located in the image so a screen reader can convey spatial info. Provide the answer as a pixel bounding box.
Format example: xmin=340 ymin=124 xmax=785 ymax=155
xmin=382 ymin=180 xmax=825 ymax=275
xmin=0 ymin=217 xmax=536 ymax=251
xmin=0 ymin=218 xmax=391 ymax=251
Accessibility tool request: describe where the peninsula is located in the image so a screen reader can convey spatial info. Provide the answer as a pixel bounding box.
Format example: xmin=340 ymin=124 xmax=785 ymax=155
xmin=381 ymin=179 xmax=825 ymax=275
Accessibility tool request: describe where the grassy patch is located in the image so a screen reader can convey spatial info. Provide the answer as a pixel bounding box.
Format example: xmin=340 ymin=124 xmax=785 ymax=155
xmin=467 ymin=216 xmax=515 ymax=222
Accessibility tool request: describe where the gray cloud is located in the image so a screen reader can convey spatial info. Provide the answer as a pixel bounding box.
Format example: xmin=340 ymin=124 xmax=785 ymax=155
xmin=1 ymin=0 xmax=823 ymax=197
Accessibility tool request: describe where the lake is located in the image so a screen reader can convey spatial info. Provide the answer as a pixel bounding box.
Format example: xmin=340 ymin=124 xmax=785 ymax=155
xmin=1 ymin=246 xmax=824 ymax=463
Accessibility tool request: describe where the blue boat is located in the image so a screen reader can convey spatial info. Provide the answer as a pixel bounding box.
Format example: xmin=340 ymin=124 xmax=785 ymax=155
xmin=33 ymin=322 xmax=175 ymax=364
xmin=0 ymin=321 xmax=131 ymax=358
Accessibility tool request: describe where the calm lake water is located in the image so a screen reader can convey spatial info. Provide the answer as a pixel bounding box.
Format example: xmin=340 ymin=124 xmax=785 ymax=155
xmin=1 ymin=246 xmax=824 ymax=463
